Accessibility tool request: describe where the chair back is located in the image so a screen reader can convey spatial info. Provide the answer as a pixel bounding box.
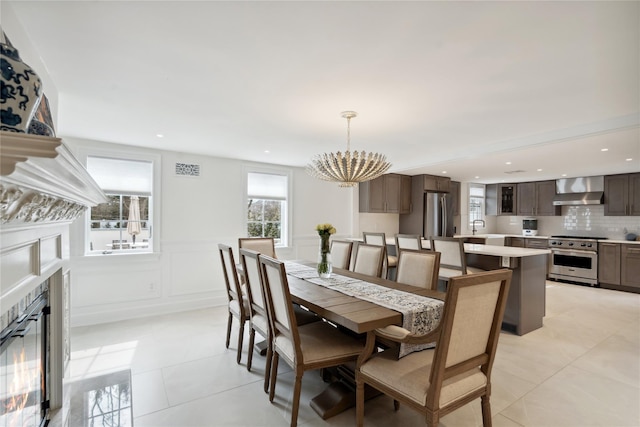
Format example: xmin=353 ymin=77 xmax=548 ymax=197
xmin=239 ymin=248 xmax=268 ymax=317
xmin=330 ymin=240 xmax=353 ymax=270
xmin=427 ymin=269 xmax=512 ymax=408
xmin=218 ymin=244 xmax=245 ymax=309
xmin=353 ymin=243 xmax=386 ymax=277
xmin=363 ymin=231 xmax=386 ymax=247
xmin=258 ymin=255 xmax=300 ymax=359
xmin=239 ymin=237 xmax=276 ymax=258
xmin=430 ymin=236 xmax=468 ymax=274
xmin=395 ymin=234 xmax=422 ymax=250
xmin=395 ymin=249 xmax=441 ymax=290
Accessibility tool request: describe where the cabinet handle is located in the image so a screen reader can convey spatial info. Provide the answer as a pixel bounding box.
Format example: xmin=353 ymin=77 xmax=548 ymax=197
xmin=601 ymin=243 xmax=617 ymax=247
xmin=628 ymin=248 xmax=640 ymax=254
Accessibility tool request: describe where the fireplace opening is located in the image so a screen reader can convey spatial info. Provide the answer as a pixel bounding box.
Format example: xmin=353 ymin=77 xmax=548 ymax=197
xmin=1 ymin=282 xmax=50 ymax=427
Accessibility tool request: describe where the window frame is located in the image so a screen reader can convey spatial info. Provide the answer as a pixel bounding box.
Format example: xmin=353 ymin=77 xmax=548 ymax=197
xmin=243 ymin=165 xmax=292 ymax=248
xmin=78 ymin=147 xmax=161 ymax=256
xmin=468 ymin=183 xmax=486 ymax=228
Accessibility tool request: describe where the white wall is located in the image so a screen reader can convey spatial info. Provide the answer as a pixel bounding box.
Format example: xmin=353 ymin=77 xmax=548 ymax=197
xmin=65 ymin=138 xmax=357 ymax=326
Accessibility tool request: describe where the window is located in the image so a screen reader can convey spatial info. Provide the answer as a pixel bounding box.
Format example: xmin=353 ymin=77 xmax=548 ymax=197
xmin=469 ymin=184 xmax=485 ymax=226
xmin=246 ymin=171 xmax=289 ymax=246
xmin=86 ymin=156 xmax=154 ymax=254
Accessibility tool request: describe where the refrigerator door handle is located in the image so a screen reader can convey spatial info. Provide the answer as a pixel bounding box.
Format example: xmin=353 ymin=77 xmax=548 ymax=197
xmin=441 ymin=195 xmax=447 ymax=237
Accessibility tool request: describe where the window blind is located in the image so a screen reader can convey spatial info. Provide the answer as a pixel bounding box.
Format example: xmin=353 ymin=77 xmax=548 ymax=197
xmin=87 ymin=156 xmax=153 ymax=196
xmin=247 ymin=172 xmax=288 ymax=201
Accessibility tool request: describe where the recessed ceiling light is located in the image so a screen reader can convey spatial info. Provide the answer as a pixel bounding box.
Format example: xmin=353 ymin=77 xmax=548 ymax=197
xmin=441 ymin=171 xmax=447 ymax=174
xmin=537 ymin=168 xmax=543 ymax=172
xmin=626 ymin=158 xmax=633 ymax=161
xmin=474 ymin=176 xmax=480 ymax=179
xmin=562 ymin=174 xmax=567 ymax=177
xmin=264 ymin=150 xmax=270 ymax=154
xmin=505 ymin=161 xmax=512 ymax=165
xmin=156 ymin=134 xmax=164 ymax=138
xmin=601 ymin=148 xmax=608 ymax=152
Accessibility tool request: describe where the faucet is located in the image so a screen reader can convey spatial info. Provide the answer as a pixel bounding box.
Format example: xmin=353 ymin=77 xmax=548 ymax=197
xmin=472 ymin=219 xmax=485 ymax=235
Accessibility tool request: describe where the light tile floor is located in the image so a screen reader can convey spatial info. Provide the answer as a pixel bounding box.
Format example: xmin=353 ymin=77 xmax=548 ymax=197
xmin=58 ymin=282 xmax=640 ymax=426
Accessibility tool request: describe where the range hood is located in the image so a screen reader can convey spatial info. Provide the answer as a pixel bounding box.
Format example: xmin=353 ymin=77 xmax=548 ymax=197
xmin=553 ymin=176 xmax=604 ymax=206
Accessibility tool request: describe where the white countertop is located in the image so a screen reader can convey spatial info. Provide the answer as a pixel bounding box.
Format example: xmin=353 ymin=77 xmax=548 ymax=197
xmin=419 ymin=240 xmax=550 ymax=257
xmin=604 ymin=239 xmax=640 ymax=245
xmin=455 ymin=234 xmax=551 ymax=240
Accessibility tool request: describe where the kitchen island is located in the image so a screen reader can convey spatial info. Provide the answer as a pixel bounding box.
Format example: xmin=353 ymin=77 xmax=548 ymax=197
xmin=422 ymin=241 xmax=550 ymax=335
xmin=464 ymin=244 xmax=549 ymax=335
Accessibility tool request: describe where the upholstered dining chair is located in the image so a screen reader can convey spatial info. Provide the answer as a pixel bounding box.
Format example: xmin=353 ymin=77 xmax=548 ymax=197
xmin=330 ymin=239 xmax=354 ymax=270
xmin=363 ymin=232 xmax=397 ymax=279
xmin=258 ymin=255 xmax=365 ymax=427
xmin=355 ymin=269 xmax=513 ymax=427
xmin=395 ymin=249 xmax=441 ymax=290
xmin=395 ymin=234 xmax=423 ymax=251
xmin=238 ymin=237 xmax=276 ymax=258
xmin=240 ymin=248 xmax=319 ymax=393
xmin=239 ymin=248 xmax=273 ymax=391
xmin=352 ymin=243 xmax=386 ymax=278
xmin=429 ymin=237 xmax=485 ymax=286
xmin=218 ymin=243 xmax=250 ymax=364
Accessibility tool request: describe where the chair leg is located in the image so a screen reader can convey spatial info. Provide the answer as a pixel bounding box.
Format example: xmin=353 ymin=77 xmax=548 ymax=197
xmin=290 ymin=372 xmax=303 ymax=427
xmin=264 ymin=342 xmax=273 ymax=393
xmin=393 ymin=399 xmax=400 ymax=411
xmin=269 ymin=352 xmax=279 ymax=402
xmin=236 ymin=319 xmax=245 ymax=364
xmin=225 ymin=312 xmax=232 ymax=349
xmin=426 ymin=409 xmax=439 ymax=427
xmin=481 ymin=395 xmax=492 ymax=427
xmin=247 ymin=327 xmax=256 ymax=371
xmin=356 ymin=376 xmax=365 ymax=427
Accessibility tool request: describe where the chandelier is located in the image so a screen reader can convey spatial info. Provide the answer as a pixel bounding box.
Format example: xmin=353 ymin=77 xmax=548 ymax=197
xmin=306 ymin=111 xmax=392 ymax=187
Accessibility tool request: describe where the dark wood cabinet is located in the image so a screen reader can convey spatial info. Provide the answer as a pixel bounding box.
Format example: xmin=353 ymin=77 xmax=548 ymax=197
xmin=525 ymin=238 xmax=548 ymax=249
xmin=604 ymin=173 xmax=640 ymax=216
xmin=621 ymin=244 xmax=640 ymax=288
xmin=423 ymin=174 xmax=451 ymax=192
xmin=359 ymin=173 xmax=411 ymax=214
xmin=450 ymin=181 xmax=460 ymax=216
xmin=517 ymin=180 xmax=559 ymax=216
xmin=486 ymin=184 xmax=516 ymax=215
xmin=599 ymin=242 xmax=621 ymax=285
xmin=507 ymin=237 xmax=525 ymax=248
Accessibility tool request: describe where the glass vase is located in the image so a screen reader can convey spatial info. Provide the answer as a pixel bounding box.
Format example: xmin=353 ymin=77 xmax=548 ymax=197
xmin=317 ymin=234 xmax=332 ymax=278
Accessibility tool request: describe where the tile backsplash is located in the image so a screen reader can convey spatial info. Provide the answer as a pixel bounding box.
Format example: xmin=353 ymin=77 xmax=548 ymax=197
xmin=495 ymin=205 xmax=640 ymax=239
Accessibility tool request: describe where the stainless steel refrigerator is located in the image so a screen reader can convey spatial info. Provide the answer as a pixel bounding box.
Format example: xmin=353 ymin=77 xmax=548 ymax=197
xmin=423 ymin=192 xmax=454 ymax=238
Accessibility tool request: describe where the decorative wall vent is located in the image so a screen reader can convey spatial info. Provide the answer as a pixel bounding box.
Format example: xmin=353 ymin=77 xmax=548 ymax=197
xmin=175 ymin=162 xmax=200 ymax=177
xmin=504 ymin=170 xmax=526 ymax=174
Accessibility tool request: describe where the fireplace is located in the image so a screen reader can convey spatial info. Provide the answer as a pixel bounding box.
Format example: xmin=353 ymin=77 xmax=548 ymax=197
xmin=1 ymin=131 xmax=107 ymax=426
xmin=0 ymin=281 xmax=49 ymax=427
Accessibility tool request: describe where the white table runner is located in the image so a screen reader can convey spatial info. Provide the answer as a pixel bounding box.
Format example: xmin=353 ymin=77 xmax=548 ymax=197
xmin=285 ymin=262 xmax=443 ymax=357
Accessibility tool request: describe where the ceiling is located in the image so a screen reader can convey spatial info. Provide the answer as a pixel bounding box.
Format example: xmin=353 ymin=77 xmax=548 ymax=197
xmin=6 ymin=1 xmax=640 ymax=184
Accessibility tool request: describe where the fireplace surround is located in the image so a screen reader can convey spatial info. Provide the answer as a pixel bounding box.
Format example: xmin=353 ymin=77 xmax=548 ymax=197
xmin=1 ymin=131 xmax=106 ymax=425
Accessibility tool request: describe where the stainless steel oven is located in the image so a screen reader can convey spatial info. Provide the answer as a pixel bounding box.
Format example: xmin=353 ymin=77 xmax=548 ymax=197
xmin=548 ymin=236 xmax=605 ymax=286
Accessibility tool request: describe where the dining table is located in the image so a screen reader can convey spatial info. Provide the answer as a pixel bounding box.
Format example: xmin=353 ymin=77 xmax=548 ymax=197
xmin=284 ymin=261 xmax=446 ymax=419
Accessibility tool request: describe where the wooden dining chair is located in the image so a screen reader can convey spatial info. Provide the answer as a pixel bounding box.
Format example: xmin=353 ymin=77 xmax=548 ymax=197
xmin=218 ymin=243 xmax=250 ymax=364
xmin=238 ymin=237 xmax=276 ymax=258
xmin=239 ymin=248 xmax=273 ymax=392
xmin=363 ymin=232 xmax=397 ymax=279
xmin=240 ymin=248 xmax=320 ymax=393
xmin=395 ymin=234 xmax=423 ymax=251
xmin=259 ymin=255 xmax=365 ymax=427
xmin=352 ymin=243 xmax=386 ymax=278
xmin=429 ymin=236 xmax=485 ymax=286
xmin=356 ymin=269 xmax=513 ymax=427
xmin=330 ymin=239 xmax=354 ymax=270
xmin=395 ymin=249 xmax=441 ymax=290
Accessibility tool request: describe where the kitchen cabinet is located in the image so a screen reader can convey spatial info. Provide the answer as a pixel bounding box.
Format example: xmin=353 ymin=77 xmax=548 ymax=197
xmin=621 ymin=244 xmax=640 ymax=288
xmin=507 ymin=237 xmax=525 ymax=248
xmin=524 ymin=238 xmax=548 ymax=249
xmin=422 ymin=174 xmax=451 ymax=193
xmin=486 ymin=184 xmax=517 ymax=215
xmin=599 ymin=242 xmax=640 ymax=292
xmin=605 ymin=173 xmax=640 ymax=216
xmin=450 ymin=181 xmax=460 ymax=216
xmin=359 ymin=173 xmax=411 ymax=214
xmin=517 ymin=180 xmax=559 ymax=216
xmin=599 ymin=242 xmax=621 ymax=285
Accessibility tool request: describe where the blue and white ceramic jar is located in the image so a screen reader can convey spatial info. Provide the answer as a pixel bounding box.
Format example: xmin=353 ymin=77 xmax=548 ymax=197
xmin=1 ymin=31 xmax=42 ymax=133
